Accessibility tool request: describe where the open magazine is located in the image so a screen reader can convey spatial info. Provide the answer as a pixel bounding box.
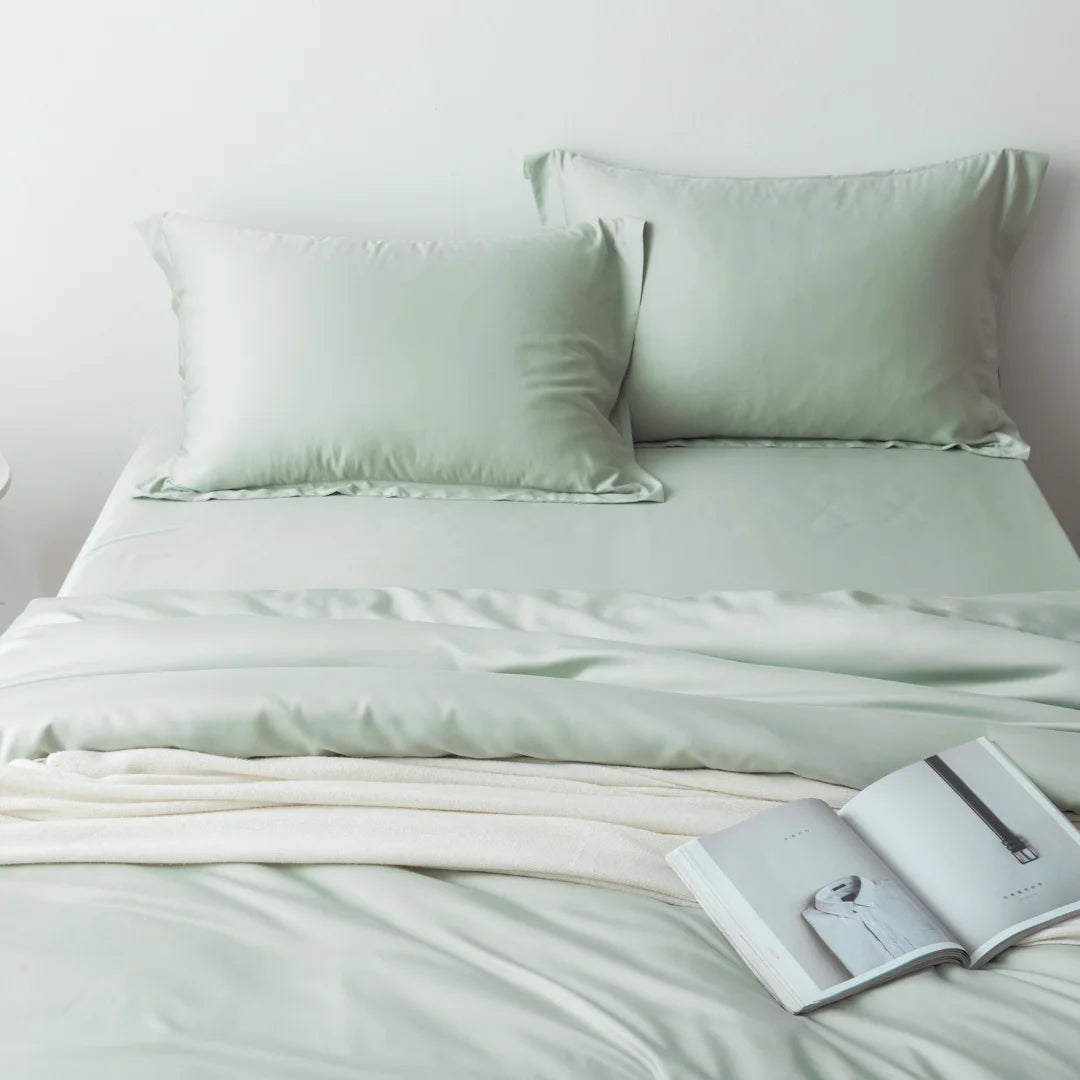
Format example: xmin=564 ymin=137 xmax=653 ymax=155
xmin=667 ymin=738 xmax=1080 ymax=1013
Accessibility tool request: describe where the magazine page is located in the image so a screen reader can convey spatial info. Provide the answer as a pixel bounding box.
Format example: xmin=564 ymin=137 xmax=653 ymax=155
xmin=840 ymin=738 xmax=1080 ymax=964
xmin=671 ymin=798 xmax=961 ymax=1011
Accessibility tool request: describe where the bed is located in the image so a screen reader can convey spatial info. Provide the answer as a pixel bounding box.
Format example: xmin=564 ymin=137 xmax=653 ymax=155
xmin=4 ymin=154 xmax=1080 ymax=1079
xmin=0 ymin=435 xmax=1077 ymax=1079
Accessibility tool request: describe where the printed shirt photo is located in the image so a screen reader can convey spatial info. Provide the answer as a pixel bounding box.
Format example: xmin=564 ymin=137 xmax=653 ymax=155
xmin=802 ymin=876 xmax=943 ymax=976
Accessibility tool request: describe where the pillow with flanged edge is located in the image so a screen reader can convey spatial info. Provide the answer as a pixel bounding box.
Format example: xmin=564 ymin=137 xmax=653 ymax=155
xmin=138 ymin=213 xmax=662 ymax=503
xmin=524 ymin=149 xmax=1047 ymax=456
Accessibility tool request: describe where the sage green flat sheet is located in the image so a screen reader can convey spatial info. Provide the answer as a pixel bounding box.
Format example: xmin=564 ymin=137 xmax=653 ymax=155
xmin=1 ymin=861 xmax=1076 ymax=1080
xmin=3 ymin=587 xmax=1079 ymax=1077
xmin=3 ymin=586 xmax=1080 ymax=793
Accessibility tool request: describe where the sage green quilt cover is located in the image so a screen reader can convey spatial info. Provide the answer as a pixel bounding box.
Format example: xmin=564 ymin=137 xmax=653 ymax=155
xmin=0 ymin=586 xmax=1078 ymax=1078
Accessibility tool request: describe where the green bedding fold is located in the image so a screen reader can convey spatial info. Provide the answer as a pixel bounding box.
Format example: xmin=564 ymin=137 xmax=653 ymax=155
xmin=1 ymin=587 xmax=1079 ymax=806
xmin=2 ymin=586 xmax=1080 ymax=1078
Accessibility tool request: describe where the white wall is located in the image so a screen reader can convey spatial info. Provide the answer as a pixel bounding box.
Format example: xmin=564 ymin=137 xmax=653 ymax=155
xmin=2 ymin=0 xmax=1078 ymax=624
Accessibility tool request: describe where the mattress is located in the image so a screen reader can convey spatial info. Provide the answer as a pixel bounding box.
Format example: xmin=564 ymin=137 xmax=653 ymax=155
xmin=61 ymin=430 xmax=1080 ymax=597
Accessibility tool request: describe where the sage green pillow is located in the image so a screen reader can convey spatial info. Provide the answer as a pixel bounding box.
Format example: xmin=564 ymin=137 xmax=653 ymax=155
xmin=137 ymin=213 xmax=661 ymax=502
xmin=525 ymin=150 xmax=1047 ymax=455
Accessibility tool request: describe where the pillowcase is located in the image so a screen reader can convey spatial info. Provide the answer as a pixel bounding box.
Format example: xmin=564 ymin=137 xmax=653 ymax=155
xmin=524 ymin=149 xmax=1048 ymax=455
xmin=137 ymin=213 xmax=661 ymax=502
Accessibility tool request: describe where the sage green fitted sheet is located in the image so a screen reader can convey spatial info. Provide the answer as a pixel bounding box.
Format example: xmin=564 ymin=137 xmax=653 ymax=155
xmin=61 ymin=430 xmax=1080 ymax=598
